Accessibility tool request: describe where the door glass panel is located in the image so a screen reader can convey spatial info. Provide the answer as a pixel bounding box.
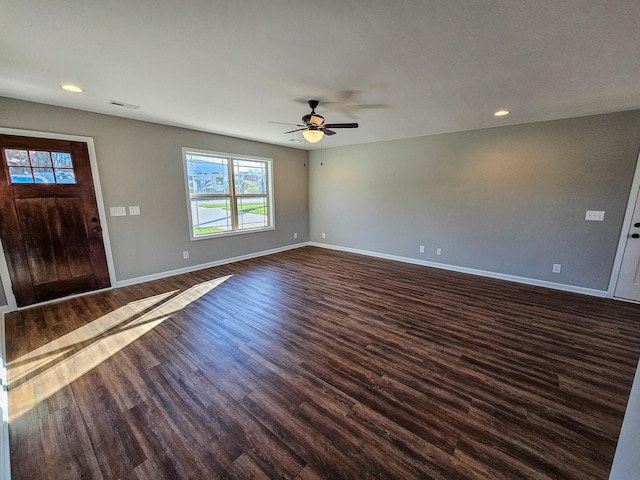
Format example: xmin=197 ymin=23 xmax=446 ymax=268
xmin=4 ymin=148 xmax=77 ymax=184
xmin=51 ymin=152 xmax=73 ymax=168
xmin=55 ymin=169 xmax=76 ymax=183
xmin=5 ymin=149 xmax=29 ymax=166
xmin=32 ymin=167 xmax=55 ymax=183
xmin=9 ymin=166 xmax=33 ymax=183
xmin=29 ymin=151 xmax=52 ymax=167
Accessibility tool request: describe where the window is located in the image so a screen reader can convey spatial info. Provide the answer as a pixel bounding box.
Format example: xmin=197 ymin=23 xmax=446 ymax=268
xmin=3 ymin=149 xmax=76 ymax=184
xmin=183 ymin=148 xmax=274 ymax=239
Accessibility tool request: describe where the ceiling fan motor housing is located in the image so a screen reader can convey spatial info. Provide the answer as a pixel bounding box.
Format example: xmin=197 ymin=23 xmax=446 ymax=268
xmin=304 ymin=100 xmax=324 ymax=126
xmin=303 ymin=113 xmax=325 ymax=126
xmin=279 ymin=99 xmax=358 ymax=137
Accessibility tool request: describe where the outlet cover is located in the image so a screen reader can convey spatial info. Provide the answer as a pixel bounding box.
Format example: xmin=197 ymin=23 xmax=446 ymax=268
xmin=110 ymin=206 xmax=126 ymax=217
xmin=419 ymin=245 xmax=425 ymax=253
xmin=552 ymin=263 xmax=562 ymax=273
xmin=436 ymin=248 xmax=442 ymax=255
xmin=183 ymin=251 xmax=189 ymax=259
xmin=585 ymin=210 xmax=605 ymax=221
xmin=294 ymin=232 xmax=298 ymax=239
xmin=322 ymin=232 xmax=326 ymax=239
xmin=129 ymin=206 xmax=141 ymax=215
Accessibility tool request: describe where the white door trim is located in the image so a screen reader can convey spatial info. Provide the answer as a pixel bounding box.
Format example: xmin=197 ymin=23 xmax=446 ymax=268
xmin=0 ymin=312 xmax=10 ymax=480
xmin=608 ymin=148 xmax=640 ymax=298
xmin=0 ymin=127 xmax=117 ymax=311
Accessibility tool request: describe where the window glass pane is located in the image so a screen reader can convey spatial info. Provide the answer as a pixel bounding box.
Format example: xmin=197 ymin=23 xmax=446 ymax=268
xmin=186 ymin=154 xmax=229 ymax=195
xmin=234 ymin=159 xmax=267 ymax=195
xmin=191 ymin=196 xmax=232 ymax=236
xmin=5 ymin=149 xmax=29 ymax=166
xmin=33 ymin=167 xmax=55 ymax=183
xmin=237 ymin=196 xmax=269 ymax=230
xmin=183 ymin=149 xmax=273 ymax=238
xmin=51 ymin=152 xmax=73 ymax=168
xmin=29 ymin=151 xmax=52 ymax=167
xmin=9 ymin=166 xmax=34 ymax=183
xmin=55 ymin=169 xmax=76 ymax=183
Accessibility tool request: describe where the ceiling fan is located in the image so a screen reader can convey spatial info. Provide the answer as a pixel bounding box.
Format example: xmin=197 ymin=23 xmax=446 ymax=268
xmin=274 ymin=100 xmax=359 ymax=143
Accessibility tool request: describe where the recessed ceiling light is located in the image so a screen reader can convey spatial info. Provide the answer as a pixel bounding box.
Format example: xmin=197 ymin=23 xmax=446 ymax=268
xmin=61 ymin=84 xmax=84 ymax=93
xmin=494 ymin=110 xmax=510 ymax=117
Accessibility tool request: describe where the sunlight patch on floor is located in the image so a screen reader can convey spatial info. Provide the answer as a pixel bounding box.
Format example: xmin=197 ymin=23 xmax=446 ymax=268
xmin=8 ymin=275 xmax=231 ymax=421
xmin=8 ymin=291 xmax=175 ymax=385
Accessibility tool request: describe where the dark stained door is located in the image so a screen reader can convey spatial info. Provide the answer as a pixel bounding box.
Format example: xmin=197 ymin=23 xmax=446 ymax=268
xmin=0 ymin=135 xmax=110 ymax=307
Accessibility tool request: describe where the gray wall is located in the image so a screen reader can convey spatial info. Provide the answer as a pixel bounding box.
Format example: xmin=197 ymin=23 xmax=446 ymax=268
xmin=2 ymin=98 xmax=640 ymax=305
xmin=309 ymin=111 xmax=640 ymax=291
xmin=0 ymin=97 xmax=309 ymax=303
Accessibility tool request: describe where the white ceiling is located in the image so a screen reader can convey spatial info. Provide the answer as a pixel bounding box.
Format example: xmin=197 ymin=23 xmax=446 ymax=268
xmin=1 ymin=0 xmax=639 ymax=150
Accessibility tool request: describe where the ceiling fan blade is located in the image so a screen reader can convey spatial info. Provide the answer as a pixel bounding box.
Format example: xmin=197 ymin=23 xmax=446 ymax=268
xmin=270 ymin=121 xmax=305 ymax=126
xmin=284 ymin=127 xmax=308 ymax=134
xmin=323 ymin=129 xmax=336 ymax=136
xmin=323 ymin=123 xmax=359 ymax=129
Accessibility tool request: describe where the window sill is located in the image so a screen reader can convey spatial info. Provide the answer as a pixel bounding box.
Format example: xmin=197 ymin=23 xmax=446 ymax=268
xmin=190 ymin=225 xmax=275 ymax=241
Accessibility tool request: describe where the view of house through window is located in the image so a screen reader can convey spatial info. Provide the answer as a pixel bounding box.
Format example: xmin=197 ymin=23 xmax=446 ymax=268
xmin=183 ymin=149 xmax=273 ymax=239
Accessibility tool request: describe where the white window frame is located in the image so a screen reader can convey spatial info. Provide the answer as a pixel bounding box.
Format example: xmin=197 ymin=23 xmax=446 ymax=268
xmin=182 ymin=147 xmax=275 ymax=241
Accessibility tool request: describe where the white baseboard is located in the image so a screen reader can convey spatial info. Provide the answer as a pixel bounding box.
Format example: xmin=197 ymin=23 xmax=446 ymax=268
xmin=116 ymin=242 xmax=311 ymax=288
xmin=0 ymin=312 xmax=11 ymax=480
xmin=309 ymin=242 xmax=609 ymax=298
xmin=0 ymin=240 xmax=609 ymax=314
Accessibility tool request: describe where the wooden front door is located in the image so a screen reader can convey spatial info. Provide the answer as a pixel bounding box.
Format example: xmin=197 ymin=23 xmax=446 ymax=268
xmin=0 ymin=135 xmax=110 ymax=307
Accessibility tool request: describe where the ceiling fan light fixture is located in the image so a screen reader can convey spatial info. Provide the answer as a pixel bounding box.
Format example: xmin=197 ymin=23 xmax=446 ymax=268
xmin=303 ymin=129 xmax=324 ymax=143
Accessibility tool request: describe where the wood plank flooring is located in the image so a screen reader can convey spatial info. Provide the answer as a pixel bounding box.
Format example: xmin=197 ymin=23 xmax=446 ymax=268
xmin=5 ymin=246 xmax=640 ymax=479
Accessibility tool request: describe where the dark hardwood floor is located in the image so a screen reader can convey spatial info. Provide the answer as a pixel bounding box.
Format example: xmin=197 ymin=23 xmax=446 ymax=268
xmin=5 ymin=246 xmax=640 ymax=479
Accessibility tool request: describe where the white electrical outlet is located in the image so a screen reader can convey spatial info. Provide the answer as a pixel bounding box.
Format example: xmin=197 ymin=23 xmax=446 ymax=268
xmin=110 ymin=206 xmax=126 ymax=217
xmin=419 ymin=245 xmax=425 ymax=253
xmin=129 ymin=205 xmax=141 ymax=216
xmin=294 ymin=232 xmax=298 ymax=239
xmin=585 ymin=210 xmax=605 ymax=221
xmin=322 ymin=232 xmax=326 ymax=239
xmin=436 ymin=248 xmax=442 ymax=255
xmin=183 ymin=251 xmax=189 ymax=259
xmin=552 ymin=263 xmax=561 ymax=273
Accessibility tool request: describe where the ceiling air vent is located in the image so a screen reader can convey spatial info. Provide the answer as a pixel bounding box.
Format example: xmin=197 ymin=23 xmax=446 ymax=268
xmin=109 ymin=100 xmax=140 ymax=109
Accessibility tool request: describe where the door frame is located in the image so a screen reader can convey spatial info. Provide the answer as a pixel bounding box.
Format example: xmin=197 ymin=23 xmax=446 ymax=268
xmin=0 ymin=127 xmax=117 ymax=311
xmin=608 ymin=148 xmax=640 ymax=299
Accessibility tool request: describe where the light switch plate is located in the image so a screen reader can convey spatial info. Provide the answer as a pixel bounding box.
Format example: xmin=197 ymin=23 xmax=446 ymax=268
xmin=110 ymin=206 xmax=126 ymax=217
xmin=129 ymin=206 xmax=141 ymax=216
xmin=585 ymin=210 xmax=605 ymax=221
